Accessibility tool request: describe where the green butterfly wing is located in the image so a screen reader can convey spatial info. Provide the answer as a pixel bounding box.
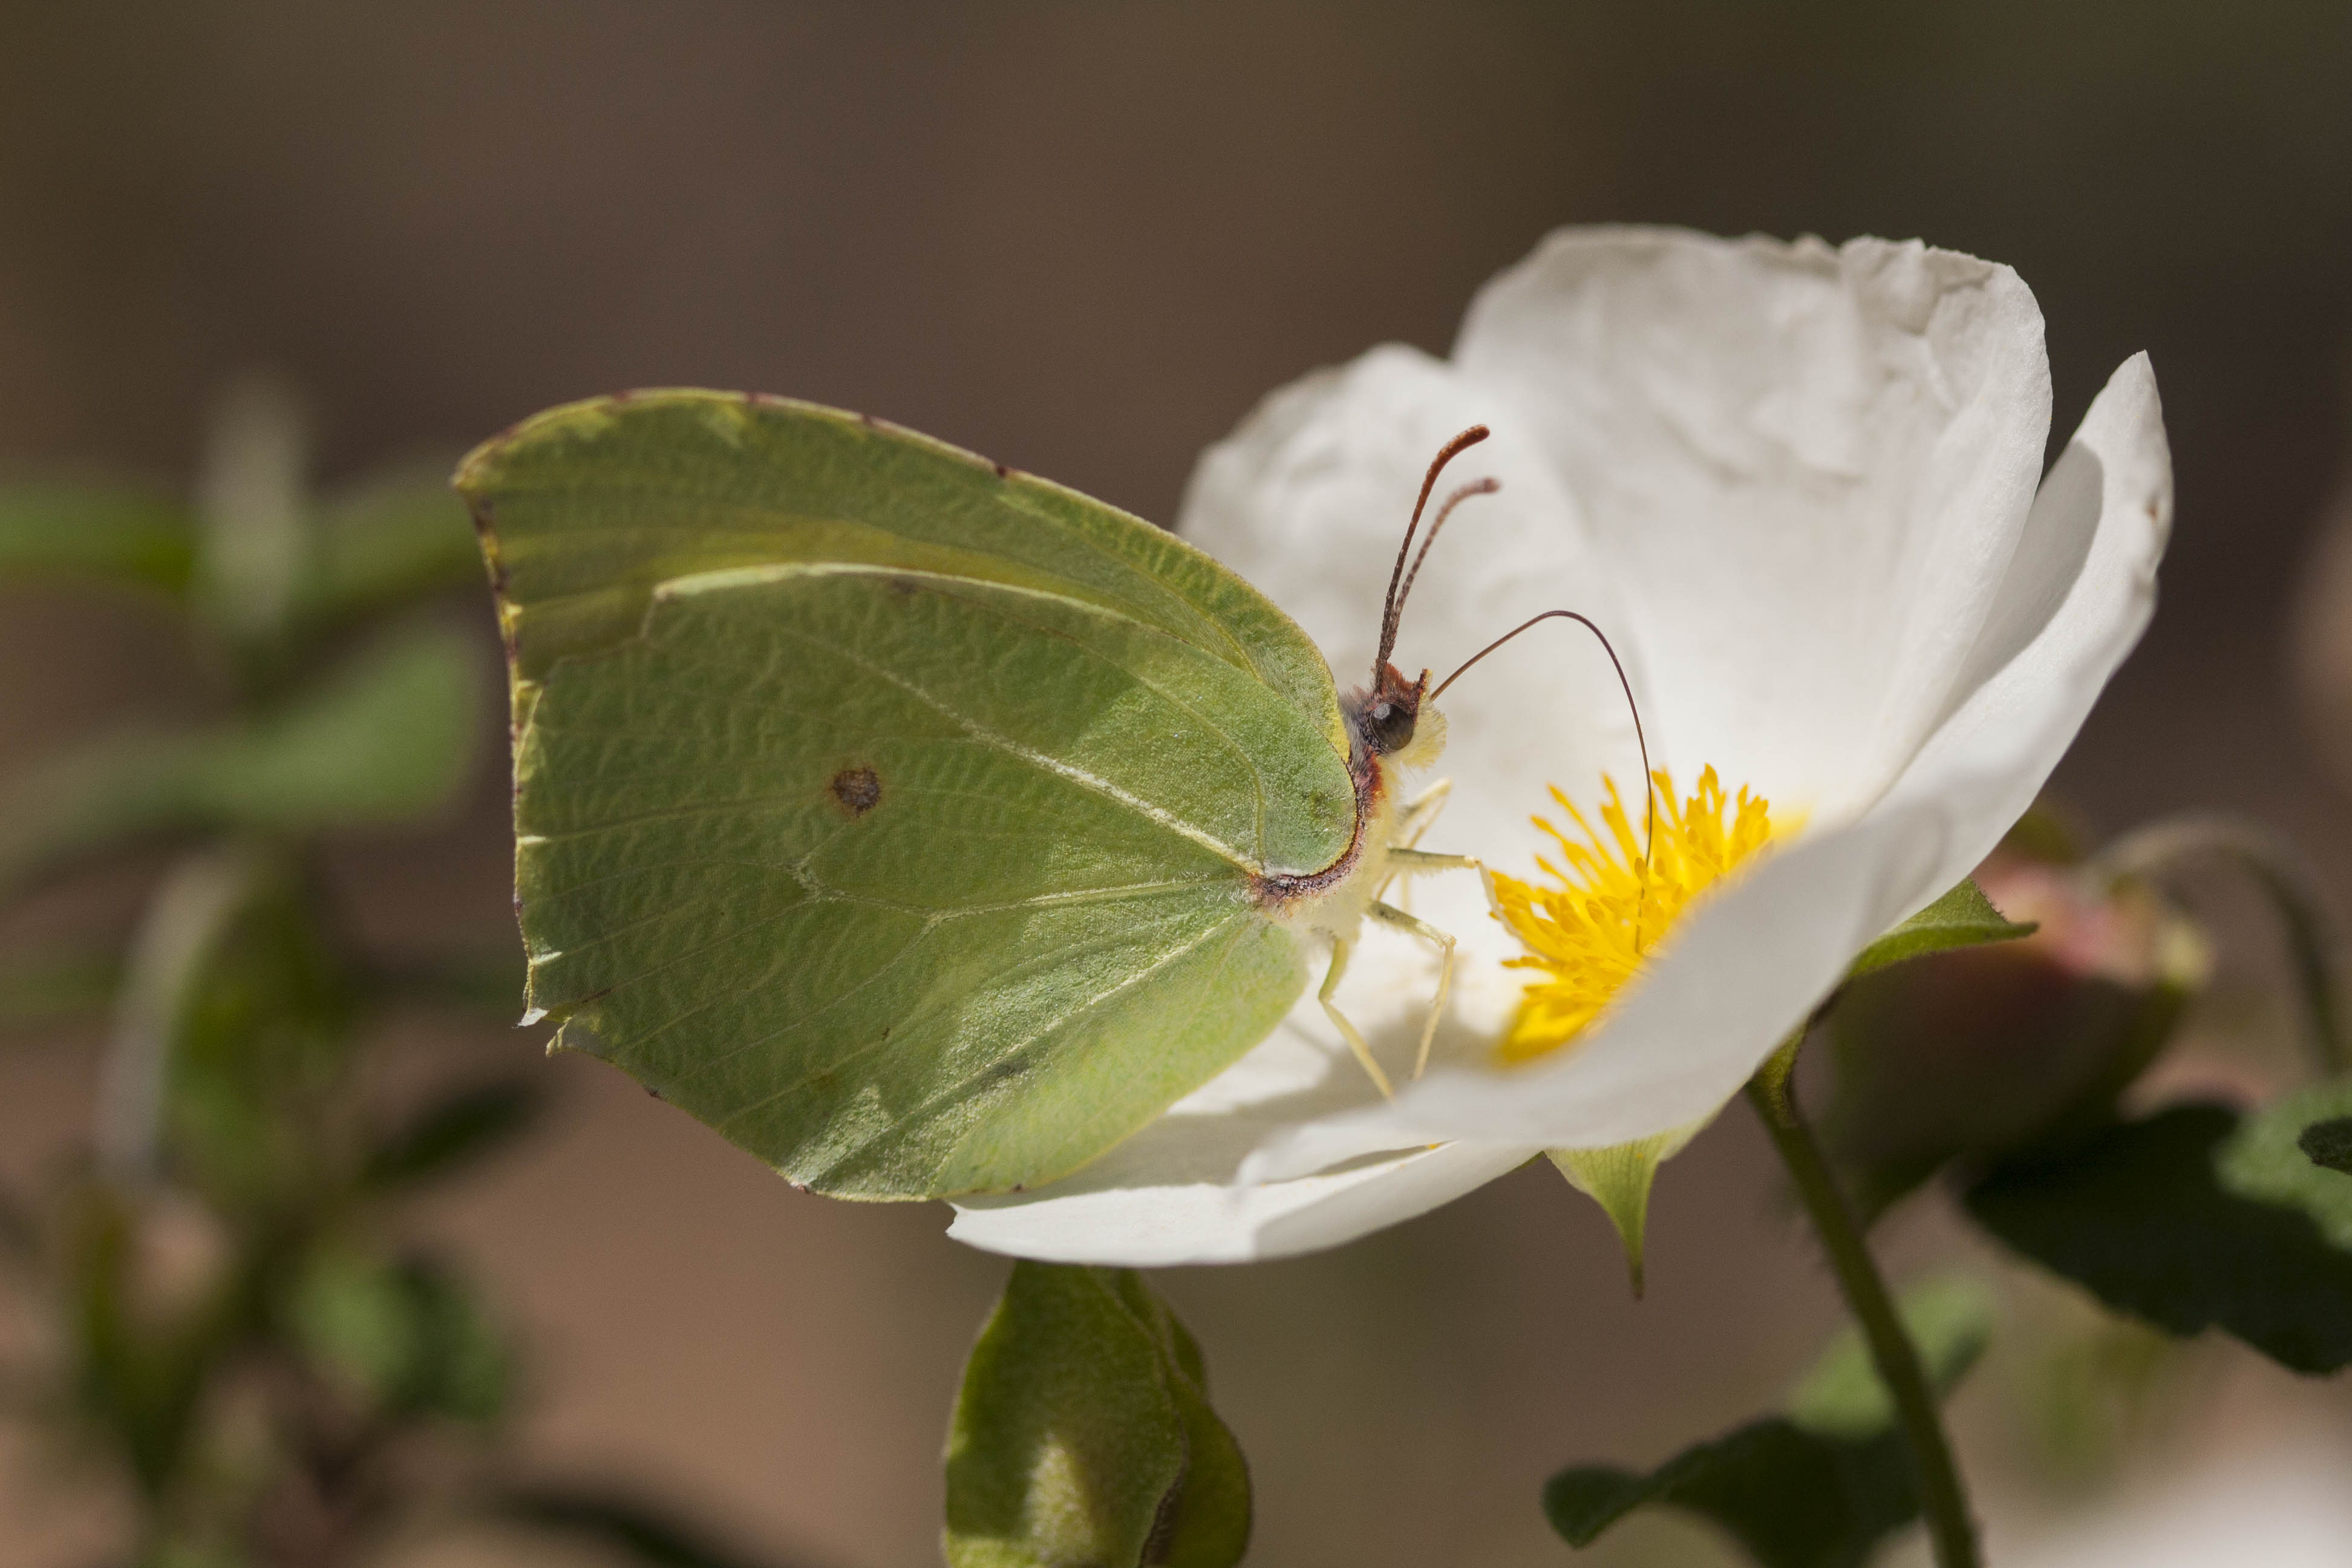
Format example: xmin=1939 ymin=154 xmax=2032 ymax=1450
xmin=460 ymin=393 xmax=1359 ymax=1200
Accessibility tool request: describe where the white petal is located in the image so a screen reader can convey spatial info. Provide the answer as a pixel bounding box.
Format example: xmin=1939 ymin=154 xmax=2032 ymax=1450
xmin=1876 ymin=353 xmax=2172 ymax=896
xmin=948 ymin=1018 xmax=1537 ymax=1264
xmin=1454 ymin=226 xmax=2053 ymax=820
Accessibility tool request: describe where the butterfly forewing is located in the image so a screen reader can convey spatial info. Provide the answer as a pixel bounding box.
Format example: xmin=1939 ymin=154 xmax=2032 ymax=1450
xmin=468 ymin=391 xmax=1348 ymax=756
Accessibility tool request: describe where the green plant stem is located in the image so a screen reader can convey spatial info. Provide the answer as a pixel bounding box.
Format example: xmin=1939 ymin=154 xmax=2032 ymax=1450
xmin=1746 ymin=1044 xmax=1979 ymax=1568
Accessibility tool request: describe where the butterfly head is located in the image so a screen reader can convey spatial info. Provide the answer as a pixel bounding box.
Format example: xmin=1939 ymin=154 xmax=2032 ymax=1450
xmin=1348 ymin=661 xmax=1446 ymax=770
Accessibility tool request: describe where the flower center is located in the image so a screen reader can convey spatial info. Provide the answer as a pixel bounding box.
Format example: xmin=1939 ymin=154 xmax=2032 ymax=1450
xmin=1490 ymin=765 xmax=1775 ymax=1065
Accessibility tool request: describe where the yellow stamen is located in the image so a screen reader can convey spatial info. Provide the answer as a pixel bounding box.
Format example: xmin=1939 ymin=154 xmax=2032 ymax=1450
xmin=1491 ymin=765 xmax=1774 ymax=1065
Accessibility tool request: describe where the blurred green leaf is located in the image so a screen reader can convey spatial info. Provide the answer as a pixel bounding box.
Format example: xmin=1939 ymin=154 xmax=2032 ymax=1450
xmin=0 ymin=944 xmax=120 ymax=1030
xmin=99 ymin=848 xmax=285 ymax=1182
xmin=0 ymin=480 xmax=194 ymax=590
xmin=1785 ymin=1275 xmax=1994 ymax=1439
xmin=288 ymin=1246 xmax=419 ymax=1402
xmin=0 ymin=622 xmax=482 ymax=892
xmin=497 ymin=1488 xmax=807 ymax=1568
xmin=64 ymin=1192 xmax=232 ymax=1499
xmin=945 ymin=1262 xmax=1249 ymax=1568
xmin=1543 ymin=1278 xmax=1987 ymax=1568
xmin=358 ymin=946 xmax=530 ymax=1018
xmin=294 ymin=465 xmax=480 ymax=629
xmin=1966 ymin=1105 xmax=2352 ymax=1374
xmin=361 ymin=1081 xmax=540 ymax=1191
xmin=2302 ymin=1116 xmax=2352 ymax=1175
xmin=2215 ymin=1077 xmax=2352 ymax=1247
xmin=1546 ymin=1422 xmax=1913 ymax=1568
xmin=1846 ymin=879 xmax=2036 ymax=982
xmin=155 ymin=854 xmax=356 ymax=1204
xmin=288 ymin=1249 xmax=507 ymax=1424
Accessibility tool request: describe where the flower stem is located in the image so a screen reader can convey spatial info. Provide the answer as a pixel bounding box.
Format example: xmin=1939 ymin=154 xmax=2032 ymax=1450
xmin=1745 ymin=1041 xmax=1980 ymax=1568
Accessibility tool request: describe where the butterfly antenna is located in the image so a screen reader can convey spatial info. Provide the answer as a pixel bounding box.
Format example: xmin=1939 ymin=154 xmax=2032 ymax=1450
xmin=1377 ymin=425 xmax=1490 ymax=681
xmin=1395 ymin=477 xmax=1501 ymax=629
xmin=1430 ymin=609 xmax=1656 ymax=935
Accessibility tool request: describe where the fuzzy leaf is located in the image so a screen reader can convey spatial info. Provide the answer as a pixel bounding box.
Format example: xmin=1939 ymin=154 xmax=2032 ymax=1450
xmin=1966 ymin=1105 xmax=2352 ymax=1374
xmin=1544 ymin=1278 xmax=1985 ymax=1568
xmin=945 ymin=1263 xmax=1248 ymax=1568
xmin=2213 ymin=1078 xmax=2352 ymax=1250
xmin=1846 ymin=878 xmax=2036 ymax=982
xmin=2302 ymin=1117 xmax=2352 ymax=1176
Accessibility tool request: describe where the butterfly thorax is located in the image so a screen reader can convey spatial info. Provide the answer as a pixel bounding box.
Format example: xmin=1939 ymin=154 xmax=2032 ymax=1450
xmin=1250 ymin=662 xmax=1447 ymax=939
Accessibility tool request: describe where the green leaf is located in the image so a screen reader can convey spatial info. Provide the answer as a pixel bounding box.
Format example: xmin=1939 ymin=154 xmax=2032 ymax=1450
xmin=143 ymin=851 xmax=358 ymax=1201
xmin=1543 ymin=1279 xmax=1987 ymax=1568
xmin=495 ymin=1487 xmax=811 ymax=1568
xmin=0 ymin=480 xmax=194 ymax=590
xmin=2302 ymin=1116 xmax=2352 ymax=1175
xmin=1785 ymin=1275 xmax=1994 ymax=1439
xmin=945 ymin=1262 xmax=1249 ymax=1568
xmin=1845 ymin=878 xmax=2036 ymax=982
xmin=287 ymin=1249 xmax=508 ymax=1423
xmin=361 ymin=1080 xmax=540 ymax=1190
xmin=0 ymin=622 xmax=481 ymax=891
xmin=64 ymin=1190 xmax=229 ymax=1497
xmin=358 ymin=946 xmax=531 ymax=1017
xmin=1546 ymin=1421 xmax=1915 ymax=1568
xmin=1965 ymin=1105 xmax=2352 ymax=1374
xmin=1547 ymin=1120 xmax=1704 ymax=1298
xmin=2214 ymin=1077 xmax=2352 ymax=1249
xmin=293 ymin=463 xmax=481 ymax=629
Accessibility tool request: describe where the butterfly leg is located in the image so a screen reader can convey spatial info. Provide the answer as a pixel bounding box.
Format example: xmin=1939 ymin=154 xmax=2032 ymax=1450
xmin=1382 ymin=782 xmax=1466 ymax=911
xmin=1385 ymin=847 xmax=1478 ymax=875
xmin=1319 ymin=936 xmax=1396 ymax=1100
xmin=1370 ymin=899 xmax=1456 ymax=1081
xmin=1394 ymin=777 xmax=1454 ymax=848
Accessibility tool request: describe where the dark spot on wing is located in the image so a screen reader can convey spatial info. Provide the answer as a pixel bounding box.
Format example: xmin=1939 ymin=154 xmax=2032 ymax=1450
xmin=886 ymin=575 xmax=920 ymax=598
xmin=993 ymin=460 xmax=1010 ymax=479
xmin=831 ymin=765 xmax=882 ymax=817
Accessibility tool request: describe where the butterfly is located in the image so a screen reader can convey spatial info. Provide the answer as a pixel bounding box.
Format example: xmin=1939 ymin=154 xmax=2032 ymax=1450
xmin=465 ymin=391 xmax=1634 ymax=1200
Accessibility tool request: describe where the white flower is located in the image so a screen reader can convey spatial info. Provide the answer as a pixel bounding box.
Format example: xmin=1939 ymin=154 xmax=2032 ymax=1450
xmin=950 ymin=226 xmax=2171 ymax=1266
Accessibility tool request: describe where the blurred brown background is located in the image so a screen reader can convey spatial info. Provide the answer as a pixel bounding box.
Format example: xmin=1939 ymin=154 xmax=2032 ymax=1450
xmin=4 ymin=4 xmax=2351 ymax=1566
